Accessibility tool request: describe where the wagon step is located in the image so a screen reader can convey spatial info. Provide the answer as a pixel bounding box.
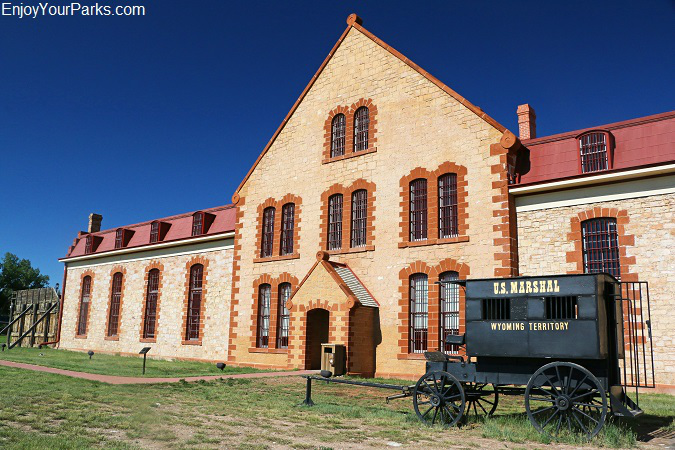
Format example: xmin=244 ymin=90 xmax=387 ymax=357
xmin=609 ymin=386 xmax=644 ymax=418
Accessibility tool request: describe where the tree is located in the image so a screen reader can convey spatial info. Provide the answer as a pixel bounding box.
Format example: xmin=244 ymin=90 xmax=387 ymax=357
xmin=0 ymin=253 xmax=50 ymax=315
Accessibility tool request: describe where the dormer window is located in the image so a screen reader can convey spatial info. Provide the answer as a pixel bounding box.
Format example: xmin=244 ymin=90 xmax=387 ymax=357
xmin=85 ymin=235 xmax=93 ymax=254
xmin=150 ymin=221 xmax=159 ymax=243
xmin=83 ymin=234 xmax=103 ymax=254
xmin=579 ymin=131 xmax=612 ymax=173
xmin=192 ymin=212 xmax=204 ymax=236
xmin=114 ymin=229 xmax=124 ymax=249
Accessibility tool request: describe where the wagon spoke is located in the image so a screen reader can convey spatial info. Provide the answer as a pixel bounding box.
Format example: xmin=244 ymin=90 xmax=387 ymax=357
xmin=540 ymin=409 xmax=559 ymax=428
xmin=476 ymin=400 xmax=488 ymax=415
xmin=443 ymin=405 xmax=455 ymax=422
xmin=554 ymin=413 xmax=563 ymax=435
xmin=542 ymin=373 xmax=560 ymax=397
xmin=571 ymin=409 xmax=591 ymax=435
xmin=431 ymin=407 xmax=439 ymax=425
xmin=554 ymin=365 xmax=565 ymax=394
xmin=528 ymin=396 xmax=556 ymax=403
xmin=422 ymin=405 xmax=434 ymax=418
xmin=571 ymin=389 xmax=598 ymax=401
xmin=531 ymin=405 xmax=556 ymax=415
xmin=572 ymin=406 xmax=600 ymax=424
xmin=574 ymin=402 xmax=603 ymax=410
xmin=568 ymin=374 xmax=588 ymax=398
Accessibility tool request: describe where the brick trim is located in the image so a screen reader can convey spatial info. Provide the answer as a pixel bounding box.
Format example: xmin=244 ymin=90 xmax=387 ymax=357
xmin=250 ymin=273 xmax=298 ymax=351
xmin=399 ymin=162 xmax=468 ymax=247
xmin=227 ymin=195 xmax=245 ymax=363
xmin=181 ymin=256 xmax=210 ymax=346
xmin=104 ymin=266 xmax=126 ymax=340
xmin=254 ymin=194 xmax=303 ymax=262
xmin=320 ymin=179 xmax=376 ymax=252
xmin=566 ymin=208 xmax=638 ymax=281
xmin=322 ymin=99 xmax=378 ymax=164
xmin=75 ymin=270 xmax=95 ymax=339
xmin=139 ymin=261 xmax=164 ymax=343
xmin=397 ymin=259 xmax=470 ymax=357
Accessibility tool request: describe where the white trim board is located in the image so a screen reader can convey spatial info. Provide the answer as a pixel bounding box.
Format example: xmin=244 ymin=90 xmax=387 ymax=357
xmin=64 ymin=238 xmax=234 ymax=269
xmin=515 ymin=175 xmax=675 ymax=212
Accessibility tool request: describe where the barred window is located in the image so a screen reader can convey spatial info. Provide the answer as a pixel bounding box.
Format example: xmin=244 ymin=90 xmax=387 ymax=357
xmin=331 ymin=113 xmax=346 ymax=157
xmin=107 ymin=272 xmax=123 ymax=337
xmin=114 ymin=229 xmax=124 ymax=249
xmin=276 ymin=283 xmax=291 ymax=349
xmin=482 ymin=298 xmax=511 ymax=320
xmin=350 ymin=189 xmax=367 ymax=247
xmin=354 ymin=107 xmax=369 ymax=152
xmin=84 ymin=235 xmax=93 ymax=254
xmin=409 ymin=273 xmax=428 ymax=353
xmin=261 ymin=207 xmax=275 ymax=257
xmin=143 ymin=269 xmax=160 ymax=339
xmin=545 ymin=296 xmax=578 ymax=320
xmin=76 ymin=276 xmax=91 ymax=336
xmin=185 ymin=264 xmax=203 ymax=340
xmin=280 ymin=203 xmax=295 ymax=256
xmin=440 ymin=271 xmax=460 ymax=354
xmin=257 ymin=284 xmax=271 ymax=348
xmin=328 ymin=194 xmax=343 ymax=250
xmin=192 ymin=212 xmax=204 ymax=236
xmin=150 ymin=222 xmax=159 ymax=243
xmin=438 ymin=173 xmax=458 ymax=238
xmin=582 ymin=218 xmax=621 ymax=279
xmin=409 ymin=179 xmax=428 ymax=241
xmin=579 ymin=132 xmax=609 ymax=173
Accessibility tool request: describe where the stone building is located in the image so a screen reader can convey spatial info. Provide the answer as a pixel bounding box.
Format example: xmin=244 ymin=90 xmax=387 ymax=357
xmin=57 ymin=14 xmax=673 ymax=389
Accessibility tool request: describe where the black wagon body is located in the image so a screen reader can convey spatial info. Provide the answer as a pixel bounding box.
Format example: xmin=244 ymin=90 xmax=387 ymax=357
xmin=302 ymin=273 xmax=655 ymax=439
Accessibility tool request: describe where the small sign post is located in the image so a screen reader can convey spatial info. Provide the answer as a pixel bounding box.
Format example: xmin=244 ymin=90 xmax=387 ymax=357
xmin=139 ymin=347 xmax=151 ymax=375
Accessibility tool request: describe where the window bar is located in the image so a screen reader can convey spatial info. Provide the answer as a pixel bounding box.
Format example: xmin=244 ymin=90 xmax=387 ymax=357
xmin=409 ymin=179 xmax=428 ymax=241
xmin=438 ymin=174 xmax=458 ymax=238
xmin=144 ymin=269 xmax=159 ymax=339
xmin=186 ymin=265 xmax=203 ymax=340
xmin=331 ymin=114 xmax=346 ymax=157
xmin=261 ymin=207 xmax=275 ymax=257
xmin=328 ymin=194 xmax=343 ymax=250
xmin=277 ymin=283 xmax=291 ymax=349
xmin=257 ymin=284 xmax=271 ymax=348
xmin=350 ymin=190 xmax=367 ymax=248
xmin=280 ymin=204 xmax=295 ymax=255
xmin=354 ymin=107 xmax=369 ymax=152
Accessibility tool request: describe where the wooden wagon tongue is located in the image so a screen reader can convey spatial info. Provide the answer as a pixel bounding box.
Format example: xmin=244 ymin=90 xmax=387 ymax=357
xmin=300 ymin=273 xmax=654 ymax=440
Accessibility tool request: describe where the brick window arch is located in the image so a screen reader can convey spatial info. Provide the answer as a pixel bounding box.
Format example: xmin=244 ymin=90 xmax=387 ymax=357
xmin=106 ymin=272 xmax=123 ymax=337
xmin=581 ymin=218 xmax=621 ymax=279
xmin=438 ymin=173 xmax=458 ymax=238
xmin=409 ymin=179 xmax=428 ymax=242
xmin=261 ymin=207 xmax=275 ymax=257
xmin=350 ymin=189 xmax=367 ymax=248
xmin=256 ymin=283 xmax=271 ymax=348
xmin=76 ymin=274 xmax=93 ymax=337
xmin=578 ymin=131 xmax=612 ymax=173
xmin=280 ymin=203 xmax=295 ymax=256
xmin=439 ymin=271 xmax=460 ymax=354
xmin=276 ymin=282 xmax=291 ymax=349
xmin=409 ymin=273 xmax=429 ymax=353
xmin=331 ymin=113 xmax=346 ymax=157
xmin=143 ymin=268 xmax=160 ymax=339
xmin=327 ymin=194 xmax=343 ymax=250
xmin=185 ymin=264 xmax=204 ymax=341
xmin=354 ymin=107 xmax=369 ymax=152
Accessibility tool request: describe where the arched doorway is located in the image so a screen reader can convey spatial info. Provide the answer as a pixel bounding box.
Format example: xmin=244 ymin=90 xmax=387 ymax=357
xmin=306 ymin=308 xmax=329 ymax=369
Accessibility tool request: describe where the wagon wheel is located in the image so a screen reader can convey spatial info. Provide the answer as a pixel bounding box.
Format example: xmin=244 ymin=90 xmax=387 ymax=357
xmin=463 ymin=383 xmax=499 ymax=420
xmin=413 ymin=371 xmax=465 ymax=427
xmin=525 ymin=362 xmax=607 ymax=439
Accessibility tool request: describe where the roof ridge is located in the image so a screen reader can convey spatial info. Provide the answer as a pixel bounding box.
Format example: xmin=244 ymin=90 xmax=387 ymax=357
xmin=233 ymin=13 xmax=507 ymax=198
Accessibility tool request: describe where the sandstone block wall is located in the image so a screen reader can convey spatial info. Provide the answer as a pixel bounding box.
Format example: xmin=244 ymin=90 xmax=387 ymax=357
xmin=517 ymin=193 xmax=675 ymax=386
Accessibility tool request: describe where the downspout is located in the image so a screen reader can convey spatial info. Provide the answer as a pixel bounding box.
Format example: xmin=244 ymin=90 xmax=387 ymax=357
xmin=40 ymin=264 xmax=67 ymax=347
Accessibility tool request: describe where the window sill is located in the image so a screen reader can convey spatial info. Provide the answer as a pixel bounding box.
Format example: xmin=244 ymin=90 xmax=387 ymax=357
xmin=104 ymin=336 xmax=119 ymax=341
xmin=140 ymin=337 xmax=156 ymax=343
xmin=398 ymin=236 xmax=469 ymax=249
xmin=326 ymin=245 xmax=375 ymax=256
xmin=322 ymin=147 xmax=377 ymax=164
xmin=181 ymin=340 xmax=202 ymax=346
xmin=248 ymin=347 xmax=288 ymax=354
xmin=75 ymin=334 xmax=87 ymax=339
xmin=254 ymin=253 xmax=300 ymax=264
xmin=397 ymin=353 xmax=428 ymax=360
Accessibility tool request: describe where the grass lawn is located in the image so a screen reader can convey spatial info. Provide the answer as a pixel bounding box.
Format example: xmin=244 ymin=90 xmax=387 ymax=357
xmin=0 ymin=345 xmax=261 ymax=378
xmin=0 ymin=365 xmax=672 ymax=449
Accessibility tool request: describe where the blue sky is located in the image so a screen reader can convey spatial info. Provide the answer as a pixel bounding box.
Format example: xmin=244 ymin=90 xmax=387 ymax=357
xmin=0 ymin=1 xmax=673 ymax=284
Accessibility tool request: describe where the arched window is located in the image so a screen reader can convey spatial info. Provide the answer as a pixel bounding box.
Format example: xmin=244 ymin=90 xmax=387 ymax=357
xmin=261 ymin=207 xmax=275 ymax=257
xmin=350 ymin=189 xmax=367 ymax=248
xmin=280 ymin=203 xmax=295 ymax=256
xmin=579 ymin=132 xmax=609 ymax=173
xmin=327 ymin=194 xmax=343 ymax=250
xmin=276 ymin=283 xmax=291 ymax=349
xmin=143 ymin=269 xmax=160 ymax=339
xmin=331 ymin=113 xmax=346 ymax=157
xmin=409 ymin=273 xmax=428 ymax=353
xmin=439 ymin=271 xmax=460 ymax=354
xmin=192 ymin=212 xmax=204 ymax=236
xmin=354 ymin=107 xmax=369 ymax=152
xmin=107 ymin=272 xmax=123 ymax=337
xmin=438 ymin=173 xmax=458 ymax=238
xmin=582 ymin=218 xmax=621 ymax=279
xmin=185 ymin=264 xmax=203 ymax=340
xmin=409 ymin=179 xmax=428 ymax=241
xmin=150 ymin=221 xmax=160 ymax=243
xmin=76 ymin=276 xmax=92 ymax=336
xmin=256 ymin=283 xmax=271 ymax=348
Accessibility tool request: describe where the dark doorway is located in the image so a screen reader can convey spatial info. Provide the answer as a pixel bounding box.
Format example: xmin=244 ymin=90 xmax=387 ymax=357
xmin=306 ymin=308 xmax=329 ymax=370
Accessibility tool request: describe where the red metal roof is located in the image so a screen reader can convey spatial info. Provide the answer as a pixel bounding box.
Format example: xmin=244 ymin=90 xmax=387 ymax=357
xmin=63 ymin=204 xmax=235 ymax=259
xmin=515 ymin=111 xmax=675 ymax=186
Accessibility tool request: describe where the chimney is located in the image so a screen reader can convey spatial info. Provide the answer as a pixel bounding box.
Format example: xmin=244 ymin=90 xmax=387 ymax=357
xmin=88 ymin=213 xmax=102 ymax=233
xmin=517 ymin=104 xmax=536 ymax=140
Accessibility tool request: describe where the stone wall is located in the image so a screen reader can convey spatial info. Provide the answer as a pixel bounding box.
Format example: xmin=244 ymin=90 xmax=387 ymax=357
xmin=59 ymin=242 xmax=233 ymax=362
xmin=517 ymin=193 xmax=675 ymax=387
